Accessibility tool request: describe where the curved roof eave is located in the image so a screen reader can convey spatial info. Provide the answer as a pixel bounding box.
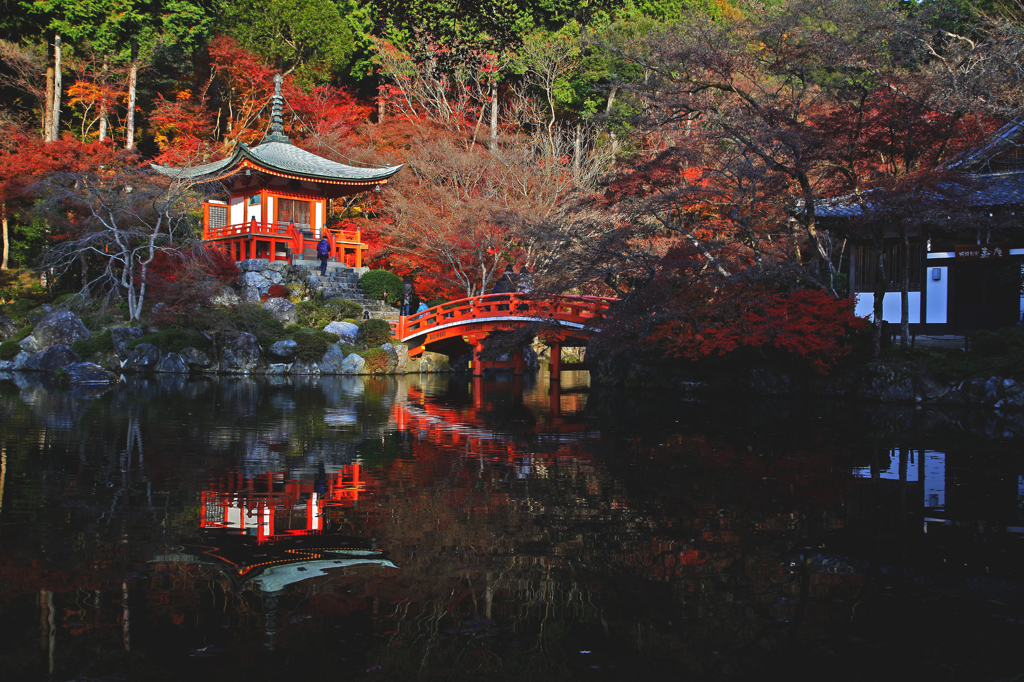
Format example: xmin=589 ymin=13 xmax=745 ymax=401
xmin=151 ymin=141 xmax=402 ymax=185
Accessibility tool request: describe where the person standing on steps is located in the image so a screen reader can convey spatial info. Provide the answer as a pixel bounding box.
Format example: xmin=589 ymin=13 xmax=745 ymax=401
xmin=316 ymin=235 xmax=331 ymax=276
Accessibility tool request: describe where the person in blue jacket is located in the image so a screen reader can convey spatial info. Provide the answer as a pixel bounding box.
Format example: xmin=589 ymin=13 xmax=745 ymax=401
xmin=316 ymin=236 xmax=330 ymax=276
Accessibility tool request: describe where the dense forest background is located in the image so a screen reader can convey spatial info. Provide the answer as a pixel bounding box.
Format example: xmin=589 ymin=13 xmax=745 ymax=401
xmin=2 ymin=0 xmax=1023 ymax=367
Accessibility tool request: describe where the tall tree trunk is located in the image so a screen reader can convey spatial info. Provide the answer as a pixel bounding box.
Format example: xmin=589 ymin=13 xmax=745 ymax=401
xmin=98 ymin=56 xmax=108 ymax=142
xmin=125 ymin=39 xmax=138 ymax=149
xmin=489 ymin=81 xmax=498 ymax=149
xmin=377 ymin=76 xmax=385 ymax=124
xmin=43 ymin=63 xmax=54 ymax=141
xmin=606 ymin=85 xmax=618 ymax=155
xmin=872 ymin=224 xmax=887 ymax=357
xmin=50 ymin=33 xmax=62 ymax=142
xmin=899 ymin=224 xmax=910 ymax=349
xmin=1 ymin=202 xmax=9 ymax=270
xmin=573 ymin=123 xmax=582 ymax=178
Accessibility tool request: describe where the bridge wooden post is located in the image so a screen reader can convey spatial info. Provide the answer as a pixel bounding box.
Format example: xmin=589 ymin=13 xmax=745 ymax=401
xmin=513 ymin=348 xmax=525 ymax=376
xmin=549 ymin=380 xmax=561 ymax=416
xmin=472 ymin=375 xmax=484 ymax=409
xmin=472 ymin=340 xmax=484 ymax=377
xmin=549 ymin=342 xmax=561 ymax=382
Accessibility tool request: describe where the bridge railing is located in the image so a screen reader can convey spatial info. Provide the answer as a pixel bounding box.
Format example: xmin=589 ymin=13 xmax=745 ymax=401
xmin=396 ymin=293 xmax=617 ymax=341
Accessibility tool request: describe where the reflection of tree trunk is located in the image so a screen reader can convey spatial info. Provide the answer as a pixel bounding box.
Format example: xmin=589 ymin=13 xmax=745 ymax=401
xmin=50 ymin=33 xmax=62 ymax=142
xmin=872 ymin=223 xmax=886 ymax=356
xmin=899 ymin=225 xmax=910 ymax=349
xmin=125 ymin=39 xmax=138 ymax=149
xmin=122 ymin=581 xmax=130 ymax=651
xmin=40 ymin=589 xmax=55 ymax=673
xmin=2 ymin=202 xmax=9 ymax=270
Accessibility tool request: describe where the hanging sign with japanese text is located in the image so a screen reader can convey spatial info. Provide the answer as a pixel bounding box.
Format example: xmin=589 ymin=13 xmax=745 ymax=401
xmin=955 ymin=243 xmax=1011 ymax=259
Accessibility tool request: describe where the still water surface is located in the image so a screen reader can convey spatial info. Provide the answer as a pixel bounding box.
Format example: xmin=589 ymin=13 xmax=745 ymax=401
xmin=0 ymin=371 xmax=1022 ymax=681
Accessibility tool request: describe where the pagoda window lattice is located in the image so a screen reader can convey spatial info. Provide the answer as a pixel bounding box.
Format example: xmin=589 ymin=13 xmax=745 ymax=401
xmin=277 ymin=198 xmax=311 ymax=231
xmin=208 ymin=204 xmax=228 ymax=230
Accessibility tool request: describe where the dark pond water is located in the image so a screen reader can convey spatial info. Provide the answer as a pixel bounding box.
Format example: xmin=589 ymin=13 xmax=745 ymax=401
xmin=0 ymin=370 xmax=1022 ymax=682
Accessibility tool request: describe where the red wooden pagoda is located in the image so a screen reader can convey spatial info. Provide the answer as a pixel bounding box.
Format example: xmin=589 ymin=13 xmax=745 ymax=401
xmin=153 ymin=75 xmax=401 ymax=267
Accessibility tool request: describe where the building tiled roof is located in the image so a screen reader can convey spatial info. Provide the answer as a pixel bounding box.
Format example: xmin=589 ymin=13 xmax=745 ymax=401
xmin=151 ymin=141 xmax=402 ymax=184
xmin=944 ymin=117 xmax=1024 ymax=172
xmin=813 ymin=171 xmax=1024 ymax=219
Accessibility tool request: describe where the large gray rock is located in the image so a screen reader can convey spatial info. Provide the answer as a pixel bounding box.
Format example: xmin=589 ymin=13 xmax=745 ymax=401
xmin=267 ymin=363 xmax=291 ymax=374
xmin=393 ymin=343 xmax=409 ymax=373
xmin=123 ymin=343 xmax=161 ymax=372
xmin=263 ymin=297 xmax=297 ymax=324
xmin=340 ymin=353 xmax=366 ymax=374
xmin=110 ymin=327 xmax=145 ymax=357
xmin=11 ymin=351 xmax=34 ymax=370
xmin=66 ymin=362 xmax=118 ymax=384
xmin=0 ymin=315 xmax=18 ymax=341
xmin=238 ymin=259 xmax=268 ymax=272
xmin=211 ymin=286 xmax=241 ymax=307
xmin=418 ymin=351 xmax=450 ymax=373
xmin=19 ymin=310 xmax=89 ymax=352
xmin=16 ymin=346 xmax=79 ymax=372
xmin=324 ymin=321 xmax=359 ymax=343
xmin=379 ymin=343 xmax=400 ymax=373
xmin=157 ymin=352 xmax=188 ymax=373
xmin=219 ymin=332 xmax=261 ymax=373
xmin=268 ymin=339 xmax=299 ymax=362
xmin=180 ymin=346 xmax=214 ymax=370
xmin=291 ymin=359 xmax=320 ymax=375
xmin=262 ymin=269 xmax=284 ymax=284
xmin=265 ymin=262 xmax=289 ymax=274
xmin=239 ymin=271 xmax=271 ymax=289
xmin=318 ymin=343 xmax=348 ymax=373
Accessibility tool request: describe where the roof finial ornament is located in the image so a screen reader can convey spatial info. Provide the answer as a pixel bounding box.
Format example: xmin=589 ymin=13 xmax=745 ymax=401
xmin=263 ymin=73 xmax=291 ymax=144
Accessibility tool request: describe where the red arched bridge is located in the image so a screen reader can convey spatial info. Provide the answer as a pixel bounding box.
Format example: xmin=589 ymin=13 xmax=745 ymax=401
xmin=392 ymin=293 xmax=617 ymax=379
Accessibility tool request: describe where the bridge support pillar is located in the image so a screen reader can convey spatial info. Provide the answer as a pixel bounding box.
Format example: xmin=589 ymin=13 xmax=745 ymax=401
xmin=549 ymin=343 xmax=561 ymax=382
xmin=472 ymin=341 xmax=484 ymax=377
xmin=513 ymin=348 xmax=525 ymax=376
xmin=549 ymin=380 xmax=561 ymax=417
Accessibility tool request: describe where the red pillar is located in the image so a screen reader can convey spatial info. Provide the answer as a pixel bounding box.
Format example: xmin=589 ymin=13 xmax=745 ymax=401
xmin=472 ymin=340 xmax=484 ymax=377
xmin=549 ymin=380 xmax=561 ymax=417
xmin=513 ymin=347 xmax=525 ymax=376
xmin=472 ymin=375 xmax=484 ymax=410
xmin=549 ymin=342 xmax=561 ymax=382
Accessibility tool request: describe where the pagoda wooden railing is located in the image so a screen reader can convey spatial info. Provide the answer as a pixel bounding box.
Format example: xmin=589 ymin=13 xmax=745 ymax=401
xmin=203 ymin=218 xmax=367 ymax=266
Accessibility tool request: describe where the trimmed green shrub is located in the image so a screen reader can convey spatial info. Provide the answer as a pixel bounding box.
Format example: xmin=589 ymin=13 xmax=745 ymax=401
xmin=220 ymin=303 xmax=286 ymax=348
xmin=128 ymin=328 xmax=211 ymax=353
xmin=289 ymin=329 xmax=340 ymax=362
xmin=356 ymin=318 xmax=393 ymax=348
xmin=359 ymin=347 xmax=389 ymax=373
xmin=359 ymin=269 xmax=403 ymax=306
xmin=327 ymin=298 xmax=363 ymax=319
xmin=71 ymin=329 xmax=114 ymax=357
xmin=425 ymin=298 xmax=447 ymax=308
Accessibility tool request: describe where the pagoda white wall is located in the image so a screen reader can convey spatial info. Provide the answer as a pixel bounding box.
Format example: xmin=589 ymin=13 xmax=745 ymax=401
xmin=246 ymin=197 xmax=261 ymax=223
xmin=315 ymin=202 xmax=323 ymax=234
xmin=266 ymin=196 xmax=274 ymax=225
xmin=229 ymin=196 xmax=244 ymax=225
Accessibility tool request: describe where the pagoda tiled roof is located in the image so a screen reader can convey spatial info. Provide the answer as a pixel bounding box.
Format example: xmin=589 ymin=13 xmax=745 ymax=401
xmin=151 ymin=141 xmax=402 ymax=184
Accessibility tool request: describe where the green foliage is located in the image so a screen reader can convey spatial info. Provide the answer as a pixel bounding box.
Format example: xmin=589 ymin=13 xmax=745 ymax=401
xmin=425 ymin=297 xmax=447 ymax=308
xmin=327 ymin=298 xmax=363 ymax=319
xmin=358 ymin=347 xmax=389 ymax=372
xmin=356 ymin=318 xmax=393 ymax=348
xmin=294 ymin=298 xmax=364 ymax=328
xmin=70 ymin=328 xmax=114 ymax=357
xmin=0 ymin=325 xmax=33 ymax=360
xmin=359 ymin=269 xmax=403 ymax=306
xmin=923 ymin=328 xmax=1024 ymax=381
xmin=0 ymin=340 xmax=23 ymax=361
xmin=216 ymin=302 xmax=287 ymax=348
xmin=128 ymin=328 xmax=211 ymax=353
xmin=226 ymin=0 xmax=357 ymax=86
xmin=289 ymin=328 xmax=340 ymax=362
